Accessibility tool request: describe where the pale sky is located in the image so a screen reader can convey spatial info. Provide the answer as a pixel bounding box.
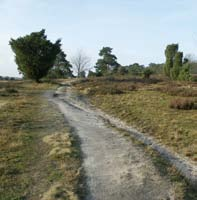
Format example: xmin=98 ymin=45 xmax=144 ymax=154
xmin=0 ymin=0 xmax=197 ymax=77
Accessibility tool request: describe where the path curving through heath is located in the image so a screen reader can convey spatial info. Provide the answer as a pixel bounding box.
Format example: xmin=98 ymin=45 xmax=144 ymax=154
xmin=48 ymin=85 xmax=175 ymax=200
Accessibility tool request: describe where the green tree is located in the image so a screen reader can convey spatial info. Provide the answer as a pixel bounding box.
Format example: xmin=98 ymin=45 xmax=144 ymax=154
xmin=9 ymin=29 xmax=61 ymax=82
xmin=95 ymin=47 xmax=119 ymax=76
xmin=47 ymin=51 xmax=73 ymax=78
xmin=148 ymin=63 xmax=164 ymax=74
xmin=164 ymin=44 xmax=178 ymax=77
xmin=143 ymin=68 xmax=153 ymax=79
xmin=178 ymin=63 xmax=192 ymax=81
xmin=170 ymin=52 xmax=183 ymax=80
xmin=128 ymin=63 xmax=144 ymax=76
xmin=117 ymin=66 xmax=128 ymax=75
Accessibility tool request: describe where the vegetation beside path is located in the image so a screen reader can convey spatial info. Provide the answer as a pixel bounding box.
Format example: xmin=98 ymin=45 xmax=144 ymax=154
xmin=73 ymin=77 xmax=197 ymax=162
xmin=0 ymin=81 xmax=84 ymax=200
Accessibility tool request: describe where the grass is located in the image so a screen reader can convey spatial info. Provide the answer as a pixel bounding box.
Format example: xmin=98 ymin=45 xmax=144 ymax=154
xmin=0 ymin=81 xmax=84 ymax=200
xmin=74 ymin=77 xmax=197 ymax=162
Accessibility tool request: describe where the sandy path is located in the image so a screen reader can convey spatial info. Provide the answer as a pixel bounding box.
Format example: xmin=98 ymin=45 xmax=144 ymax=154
xmin=48 ymin=86 xmax=175 ymax=200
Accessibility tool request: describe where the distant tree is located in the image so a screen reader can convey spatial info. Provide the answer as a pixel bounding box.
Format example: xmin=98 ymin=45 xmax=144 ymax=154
xmin=164 ymin=44 xmax=178 ymax=77
xmin=148 ymin=63 xmax=164 ymax=74
xmin=170 ymin=51 xmax=183 ymax=80
xmin=95 ymin=47 xmax=119 ymax=76
xmin=143 ymin=68 xmax=153 ymax=79
xmin=117 ymin=66 xmax=128 ymax=75
xmin=9 ymin=29 xmax=61 ymax=82
xmin=71 ymin=50 xmax=91 ymax=77
xmin=47 ymin=51 xmax=73 ymax=78
xmin=163 ymin=44 xmax=191 ymax=81
xmin=88 ymin=70 xmax=97 ymax=77
xmin=128 ymin=63 xmax=144 ymax=76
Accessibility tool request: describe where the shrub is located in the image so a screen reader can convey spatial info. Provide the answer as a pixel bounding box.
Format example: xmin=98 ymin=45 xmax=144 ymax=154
xmin=178 ymin=63 xmax=192 ymax=81
xmin=5 ymin=88 xmax=18 ymax=93
xmin=85 ymin=86 xmax=124 ymax=96
xmin=122 ymin=84 xmax=137 ymax=91
xmin=101 ymin=87 xmax=123 ymax=95
xmin=0 ymin=88 xmax=18 ymax=96
xmin=155 ymin=85 xmax=197 ymax=97
xmin=169 ymin=98 xmax=196 ymax=110
xmin=143 ymin=68 xmax=153 ymax=79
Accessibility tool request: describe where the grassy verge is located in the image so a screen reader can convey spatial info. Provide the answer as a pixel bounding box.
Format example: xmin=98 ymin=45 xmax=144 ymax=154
xmin=0 ymin=81 xmax=84 ymax=200
xmin=73 ymin=77 xmax=197 ymax=162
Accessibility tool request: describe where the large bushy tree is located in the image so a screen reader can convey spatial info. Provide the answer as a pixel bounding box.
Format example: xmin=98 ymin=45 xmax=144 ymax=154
xmin=47 ymin=51 xmax=73 ymax=78
xmin=9 ymin=29 xmax=61 ymax=82
xmin=164 ymin=44 xmax=178 ymax=77
xmin=127 ymin=63 xmax=144 ymax=76
xmin=170 ymin=51 xmax=183 ymax=80
xmin=95 ymin=47 xmax=119 ymax=76
xmin=164 ymin=44 xmax=191 ymax=80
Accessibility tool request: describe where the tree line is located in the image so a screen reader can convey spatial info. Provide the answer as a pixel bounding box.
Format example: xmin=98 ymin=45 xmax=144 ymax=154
xmin=8 ymin=29 xmax=196 ymax=82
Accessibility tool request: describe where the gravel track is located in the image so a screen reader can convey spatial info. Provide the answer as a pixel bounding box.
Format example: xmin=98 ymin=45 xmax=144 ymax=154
xmin=48 ymin=86 xmax=175 ymax=200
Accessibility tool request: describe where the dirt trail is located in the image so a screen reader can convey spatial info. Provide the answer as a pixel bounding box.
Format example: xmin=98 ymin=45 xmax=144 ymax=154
xmin=48 ymin=86 xmax=175 ymax=200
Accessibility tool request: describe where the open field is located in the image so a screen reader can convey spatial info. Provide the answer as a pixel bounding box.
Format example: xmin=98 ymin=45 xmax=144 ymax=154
xmin=1 ymin=78 xmax=197 ymax=199
xmin=0 ymin=81 xmax=84 ymax=200
xmin=73 ymin=77 xmax=197 ymax=162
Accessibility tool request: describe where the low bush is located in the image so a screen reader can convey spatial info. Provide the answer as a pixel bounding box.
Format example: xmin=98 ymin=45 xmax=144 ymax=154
xmin=169 ymin=98 xmax=196 ymax=110
xmin=156 ymin=85 xmax=197 ymax=97
xmin=85 ymin=86 xmax=124 ymax=96
xmin=0 ymin=88 xmax=18 ymax=96
xmin=5 ymin=88 xmax=18 ymax=93
xmin=101 ymin=87 xmax=123 ymax=95
xmin=116 ymin=83 xmax=137 ymax=92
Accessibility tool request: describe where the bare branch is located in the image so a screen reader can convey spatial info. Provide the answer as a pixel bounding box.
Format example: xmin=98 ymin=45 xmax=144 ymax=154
xmin=71 ymin=50 xmax=91 ymax=77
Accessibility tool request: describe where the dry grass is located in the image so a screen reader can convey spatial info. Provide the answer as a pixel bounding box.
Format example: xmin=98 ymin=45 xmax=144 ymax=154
xmin=41 ymin=131 xmax=83 ymax=200
xmin=43 ymin=132 xmax=72 ymax=157
xmin=41 ymin=182 xmax=78 ymax=200
xmin=155 ymin=84 xmax=197 ymax=97
xmin=169 ymin=98 xmax=196 ymax=110
xmin=0 ymin=81 xmax=83 ymax=200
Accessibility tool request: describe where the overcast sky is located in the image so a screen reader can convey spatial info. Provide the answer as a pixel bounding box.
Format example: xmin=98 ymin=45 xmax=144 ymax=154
xmin=0 ymin=0 xmax=197 ymax=77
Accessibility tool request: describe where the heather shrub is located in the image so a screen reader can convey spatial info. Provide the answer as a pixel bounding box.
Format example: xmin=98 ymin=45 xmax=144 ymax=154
xmin=169 ymin=98 xmax=196 ymax=110
xmin=5 ymin=88 xmax=18 ymax=93
xmin=116 ymin=83 xmax=137 ymax=92
xmin=85 ymin=86 xmax=123 ymax=96
xmin=0 ymin=88 xmax=18 ymax=96
xmin=156 ymin=86 xmax=197 ymax=97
